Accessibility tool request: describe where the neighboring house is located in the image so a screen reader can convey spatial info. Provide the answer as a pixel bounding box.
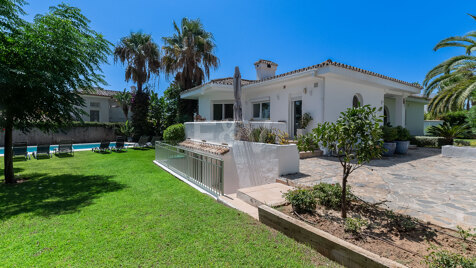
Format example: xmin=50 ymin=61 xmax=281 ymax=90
xmin=181 ymin=59 xmax=428 ymax=136
xmin=78 ymin=88 xmax=130 ymax=123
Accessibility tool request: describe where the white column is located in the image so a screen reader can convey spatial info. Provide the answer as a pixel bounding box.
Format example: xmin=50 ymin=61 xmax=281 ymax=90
xmin=394 ymin=96 xmax=405 ymax=127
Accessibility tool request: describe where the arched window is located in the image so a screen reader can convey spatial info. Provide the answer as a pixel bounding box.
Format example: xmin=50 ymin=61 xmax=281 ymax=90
xmin=352 ymin=94 xmax=362 ymax=108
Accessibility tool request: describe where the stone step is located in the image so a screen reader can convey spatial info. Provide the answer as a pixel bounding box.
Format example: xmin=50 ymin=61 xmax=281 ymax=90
xmin=236 ymin=183 xmax=293 ymax=208
xmin=218 ymin=194 xmax=258 ymax=219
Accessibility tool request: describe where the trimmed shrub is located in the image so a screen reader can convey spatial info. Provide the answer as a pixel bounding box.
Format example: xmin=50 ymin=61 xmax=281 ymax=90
xmin=395 ymin=126 xmax=411 ymax=141
xmin=163 ymin=123 xmax=185 ymax=145
xmin=382 ymin=125 xmax=398 ymax=142
xmin=312 ymin=183 xmax=354 ymax=211
xmin=468 ymin=106 xmax=476 ymax=135
xmin=283 ymin=188 xmax=317 ymax=213
xmin=411 ymin=136 xmax=453 ymax=148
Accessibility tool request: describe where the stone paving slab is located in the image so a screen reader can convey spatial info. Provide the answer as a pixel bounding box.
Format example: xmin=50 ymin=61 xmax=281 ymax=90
xmin=279 ymin=148 xmax=476 ymax=229
xmin=236 ymin=183 xmax=293 ymax=207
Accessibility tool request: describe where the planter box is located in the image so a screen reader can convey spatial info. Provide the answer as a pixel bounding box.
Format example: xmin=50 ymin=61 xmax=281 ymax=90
xmin=442 ymin=145 xmax=476 ymax=159
xmin=258 ymin=205 xmax=406 ymax=268
xmin=299 ymin=150 xmax=323 ymax=159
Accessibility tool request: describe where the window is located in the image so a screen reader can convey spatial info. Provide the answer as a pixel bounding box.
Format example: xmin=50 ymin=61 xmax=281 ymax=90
xmin=90 ymin=110 xmax=100 ymax=122
xmin=352 ymin=94 xmax=362 ymax=108
xmin=90 ymin=102 xmax=100 ymax=108
xmin=213 ymin=103 xmax=234 ymax=120
xmin=252 ymin=102 xmax=271 ymax=120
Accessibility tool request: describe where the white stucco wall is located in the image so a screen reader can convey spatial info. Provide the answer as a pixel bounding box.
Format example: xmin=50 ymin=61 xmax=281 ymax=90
xmin=405 ymin=99 xmax=425 ymax=136
xmin=323 ymin=77 xmax=384 ymax=122
xmin=78 ymin=95 xmax=129 ymax=123
xmin=79 ymin=95 xmax=110 ymax=123
xmin=185 ymin=121 xmax=287 ymax=144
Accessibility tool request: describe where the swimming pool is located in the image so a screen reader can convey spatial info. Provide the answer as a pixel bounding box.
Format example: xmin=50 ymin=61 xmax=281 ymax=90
xmin=0 ymin=142 xmax=134 ymax=155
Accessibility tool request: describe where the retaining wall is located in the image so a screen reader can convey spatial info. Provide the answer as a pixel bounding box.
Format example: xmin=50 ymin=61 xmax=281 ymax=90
xmin=442 ymin=145 xmax=476 ymax=159
xmin=0 ymin=126 xmax=117 ymax=147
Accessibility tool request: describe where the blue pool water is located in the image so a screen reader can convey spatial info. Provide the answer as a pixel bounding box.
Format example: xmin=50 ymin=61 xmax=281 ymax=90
xmin=0 ymin=142 xmax=131 ymax=155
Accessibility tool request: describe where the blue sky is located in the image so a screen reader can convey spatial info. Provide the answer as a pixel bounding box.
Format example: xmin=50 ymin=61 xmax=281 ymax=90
xmin=24 ymin=0 xmax=474 ymax=96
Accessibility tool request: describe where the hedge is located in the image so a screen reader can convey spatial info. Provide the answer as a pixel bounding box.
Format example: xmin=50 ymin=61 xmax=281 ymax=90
xmin=410 ymin=136 xmax=453 ymax=148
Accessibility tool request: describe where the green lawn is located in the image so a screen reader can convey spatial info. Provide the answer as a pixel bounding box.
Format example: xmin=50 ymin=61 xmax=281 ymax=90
xmin=0 ymin=149 xmax=337 ymax=267
xmin=455 ymin=139 xmax=476 ymax=147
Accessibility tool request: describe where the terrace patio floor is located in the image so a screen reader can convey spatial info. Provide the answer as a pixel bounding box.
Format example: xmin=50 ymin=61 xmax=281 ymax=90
xmin=279 ymin=148 xmax=476 ymax=229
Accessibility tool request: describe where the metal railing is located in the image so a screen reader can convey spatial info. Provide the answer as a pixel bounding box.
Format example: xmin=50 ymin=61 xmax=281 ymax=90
xmin=155 ymin=141 xmax=224 ymax=196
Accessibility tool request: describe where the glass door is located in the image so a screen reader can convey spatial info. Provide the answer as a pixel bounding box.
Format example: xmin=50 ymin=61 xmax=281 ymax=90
xmin=293 ymin=100 xmax=302 ymax=137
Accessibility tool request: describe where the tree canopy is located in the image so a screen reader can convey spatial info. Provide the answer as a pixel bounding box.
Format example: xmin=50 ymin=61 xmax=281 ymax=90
xmin=424 ymin=14 xmax=476 ymax=115
xmin=0 ymin=2 xmax=111 ymax=183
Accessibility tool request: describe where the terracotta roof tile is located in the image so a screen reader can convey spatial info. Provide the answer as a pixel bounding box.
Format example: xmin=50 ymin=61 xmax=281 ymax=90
xmin=179 ymin=140 xmax=230 ymax=155
xmin=79 ymin=87 xmax=122 ymax=97
xmin=181 ymin=59 xmax=422 ymax=96
xmin=254 ymin=59 xmax=278 ymax=66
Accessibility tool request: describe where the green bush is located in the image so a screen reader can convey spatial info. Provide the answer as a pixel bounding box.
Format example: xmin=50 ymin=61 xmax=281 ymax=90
xmin=300 ymin=112 xmax=313 ymax=129
xmin=297 ymin=133 xmax=319 ymax=152
xmin=382 ymin=125 xmax=398 ymax=142
xmin=467 ymin=106 xmax=476 ymax=135
xmin=258 ymin=128 xmax=276 ymax=144
xmin=395 ymin=126 xmax=411 ymax=141
xmin=424 ymin=246 xmax=476 ymax=268
xmin=441 ymin=111 xmax=468 ymax=126
xmin=283 ymin=188 xmax=317 ymax=213
xmin=163 ymin=123 xmax=185 ymax=145
xmin=411 ymin=136 xmax=453 ymax=148
xmin=344 ymin=217 xmax=368 ymax=234
xmin=454 ymin=140 xmax=471 ymax=147
xmin=312 ymin=183 xmax=354 ymax=211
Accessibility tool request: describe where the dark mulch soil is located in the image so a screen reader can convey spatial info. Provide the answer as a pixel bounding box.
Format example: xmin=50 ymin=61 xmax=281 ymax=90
xmin=278 ymin=200 xmax=475 ymax=267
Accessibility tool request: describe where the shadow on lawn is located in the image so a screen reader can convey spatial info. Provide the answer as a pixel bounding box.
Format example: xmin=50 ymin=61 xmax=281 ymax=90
xmin=0 ymin=172 xmax=125 ymax=220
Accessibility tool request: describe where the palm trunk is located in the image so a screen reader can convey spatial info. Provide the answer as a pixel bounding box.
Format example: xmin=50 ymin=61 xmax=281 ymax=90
xmin=3 ymin=121 xmax=15 ymax=183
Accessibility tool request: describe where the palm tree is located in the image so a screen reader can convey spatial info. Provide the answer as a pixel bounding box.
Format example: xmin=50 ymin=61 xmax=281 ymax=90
xmin=162 ymin=18 xmax=219 ymax=90
xmin=162 ymin=18 xmax=219 ymax=121
xmin=423 ymin=14 xmax=476 ymax=115
xmin=114 ymin=32 xmax=160 ymax=136
xmin=114 ymin=89 xmax=131 ymax=119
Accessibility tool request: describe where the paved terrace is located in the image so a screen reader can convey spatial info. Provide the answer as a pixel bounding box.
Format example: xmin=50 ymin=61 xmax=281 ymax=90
xmin=279 ymin=148 xmax=476 ymax=229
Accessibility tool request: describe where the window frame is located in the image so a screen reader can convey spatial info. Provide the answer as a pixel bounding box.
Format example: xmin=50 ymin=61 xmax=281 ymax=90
xmin=212 ymin=102 xmax=234 ymax=121
xmin=252 ymin=101 xmax=271 ymax=120
xmin=89 ymin=110 xmax=100 ymax=122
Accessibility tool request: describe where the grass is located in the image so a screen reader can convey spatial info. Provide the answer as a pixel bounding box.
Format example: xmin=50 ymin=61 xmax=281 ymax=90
xmin=455 ymin=139 xmax=476 ymax=147
xmin=0 ymin=149 xmax=338 ymax=267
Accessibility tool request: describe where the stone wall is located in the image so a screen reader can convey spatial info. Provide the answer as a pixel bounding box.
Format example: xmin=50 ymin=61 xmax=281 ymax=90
xmin=0 ymin=126 xmax=117 ymax=147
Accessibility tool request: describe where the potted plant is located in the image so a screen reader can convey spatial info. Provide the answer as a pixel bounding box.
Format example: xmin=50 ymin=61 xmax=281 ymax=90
xmin=296 ymin=112 xmax=313 ymax=136
xmin=395 ymin=126 xmax=411 ymax=154
xmin=382 ymin=125 xmax=398 ymax=156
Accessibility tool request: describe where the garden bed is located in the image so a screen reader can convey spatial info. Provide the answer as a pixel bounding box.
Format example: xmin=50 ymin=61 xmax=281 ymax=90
xmin=276 ymin=198 xmax=475 ymax=267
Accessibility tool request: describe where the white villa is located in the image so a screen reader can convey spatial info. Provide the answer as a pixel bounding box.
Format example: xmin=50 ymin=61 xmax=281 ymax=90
xmin=181 ymin=59 xmax=427 ymax=137
xmin=78 ymin=88 xmax=130 ymax=123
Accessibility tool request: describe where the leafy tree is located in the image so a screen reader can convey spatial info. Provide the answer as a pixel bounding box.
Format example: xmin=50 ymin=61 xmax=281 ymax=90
xmin=423 ymin=14 xmax=476 ymax=115
xmin=312 ymin=105 xmax=384 ymax=218
xmin=114 ymin=32 xmax=160 ymax=137
xmin=0 ymin=2 xmax=111 ymax=183
xmin=162 ymin=18 xmax=219 ymax=121
xmin=148 ymin=91 xmax=163 ymax=136
xmin=114 ymin=89 xmax=132 ymax=119
xmin=162 ymin=82 xmax=181 ymax=126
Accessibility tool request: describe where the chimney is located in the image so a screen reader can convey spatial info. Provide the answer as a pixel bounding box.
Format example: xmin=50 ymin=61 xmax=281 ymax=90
xmin=254 ymin=59 xmax=278 ymax=80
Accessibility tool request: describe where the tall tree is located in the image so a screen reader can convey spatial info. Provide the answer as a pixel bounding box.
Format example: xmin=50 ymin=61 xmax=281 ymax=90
xmin=423 ymin=14 xmax=476 ymax=115
xmin=162 ymin=18 xmax=219 ymax=121
xmin=114 ymin=89 xmax=132 ymax=119
xmin=114 ymin=32 xmax=160 ymax=136
xmin=0 ymin=2 xmax=111 ymax=183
